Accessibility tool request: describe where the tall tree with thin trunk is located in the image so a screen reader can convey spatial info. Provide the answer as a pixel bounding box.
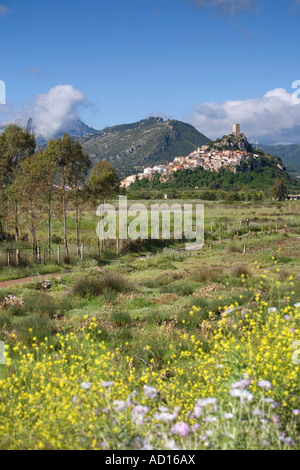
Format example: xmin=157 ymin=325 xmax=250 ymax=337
xmin=87 ymin=160 xmax=119 ymax=250
xmin=10 ymin=154 xmax=44 ymax=254
xmin=0 ymin=125 xmax=36 ymax=242
xmin=87 ymin=160 xmax=119 ymax=205
xmin=53 ymin=134 xmax=91 ymax=255
xmin=38 ymin=145 xmax=59 ymax=257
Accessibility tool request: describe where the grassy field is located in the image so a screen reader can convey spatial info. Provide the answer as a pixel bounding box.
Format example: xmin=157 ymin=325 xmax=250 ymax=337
xmin=0 ymin=200 xmax=299 ymax=450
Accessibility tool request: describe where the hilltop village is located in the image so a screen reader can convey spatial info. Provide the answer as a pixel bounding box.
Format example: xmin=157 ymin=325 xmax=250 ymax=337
xmin=120 ymin=125 xmax=260 ymax=188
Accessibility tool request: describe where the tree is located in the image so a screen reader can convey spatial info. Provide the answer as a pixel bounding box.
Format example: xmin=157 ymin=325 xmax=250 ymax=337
xmin=87 ymin=160 xmax=119 ymax=205
xmin=0 ymin=125 xmax=36 ymax=241
xmin=271 ymin=177 xmax=288 ymax=201
xmin=54 ymin=134 xmax=91 ymax=255
xmin=87 ymin=160 xmax=119 ymax=252
xmin=11 ymin=154 xmax=44 ymax=253
xmin=35 ymin=146 xmax=59 ymax=256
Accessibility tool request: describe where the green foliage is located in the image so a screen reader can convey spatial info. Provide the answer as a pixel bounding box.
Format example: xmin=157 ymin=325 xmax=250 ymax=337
xmin=271 ymin=177 xmax=289 ymax=201
xmin=110 ymin=310 xmax=132 ymax=327
xmin=72 ymin=271 xmax=132 ymax=297
xmin=87 ymin=159 xmax=119 ymax=203
xmin=130 ymin=156 xmax=298 ymax=193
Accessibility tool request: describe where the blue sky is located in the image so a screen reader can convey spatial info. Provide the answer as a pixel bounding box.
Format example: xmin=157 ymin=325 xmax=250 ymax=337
xmin=1 ymin=0 xmax=300 ymax=143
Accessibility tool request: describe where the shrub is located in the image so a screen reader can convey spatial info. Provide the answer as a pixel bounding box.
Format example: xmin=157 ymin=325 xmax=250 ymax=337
xmin=22 ymin=292 xmax=58 ymax=318
xmin=0 ymin=312 xmax=12 ymax=329
xmin=1 ymin=295 xmax=26 ymax=316
xmin=102 ymin=271 xmax=132 ymax=294
xmin=73 ymin=271 xmax=132 ymax=298
xmin=230 ymin=263 xmax=252 ymax=278
xmin=51 ymin=234 xmax=63 ymax=245
xmin=17 ymin=315 xmax=53 ymax=346
xmin=227 ymin=244 xmax=243 ymax=254
xmin=189 ymin=267 xmax=213 ymax=283
xmin=110 ymin=310 xmax=132 ymax=327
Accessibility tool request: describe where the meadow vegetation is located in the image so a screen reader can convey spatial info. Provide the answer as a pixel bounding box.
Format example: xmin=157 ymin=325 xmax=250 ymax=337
xmin=0 ymin=200 xmax=299 ymax=450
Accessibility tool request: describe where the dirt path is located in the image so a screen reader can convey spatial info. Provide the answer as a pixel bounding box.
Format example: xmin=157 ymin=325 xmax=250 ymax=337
xmin=0 ymin=272 xmax=65 ymax=289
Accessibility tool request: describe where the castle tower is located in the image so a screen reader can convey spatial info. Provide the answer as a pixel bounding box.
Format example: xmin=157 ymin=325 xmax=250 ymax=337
xmin=232 ymin=124 xmax=240 ymax=136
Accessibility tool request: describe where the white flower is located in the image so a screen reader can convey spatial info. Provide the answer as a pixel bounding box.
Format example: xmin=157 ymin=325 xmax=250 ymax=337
xmin=131 ymin=405 xmax=148 ymax=425
xmin=153 ymin=411 xmax=177 ymax=423
xmin=231 ymin=380 xmax=251 ymax=390
xmin=268 ymin=307 xmax=277 ymax=313
xmin=193 ymin=406 xmax=202 ymax=418
xmin=80 ymin=382 xmax=91 ymax=390
xmin=230 ymin=389 xmax=253 ymax=402
xmin=224 ymin=413 xmax=234 ymax=420
xmin=101 ymin=381 xmax=114 ymax=388
xmin=113 ymin=400 xmax=127 ymax=412
xmin=144 ymin=385 xmax=158 ymax=399
xmin=203 ymin=416 xmax=218 ymax=423
xmin=132 ymin=405 xmax=148 ymax=415
xmin=294 ymin=303 xmax=300 ymax=309
xmin=258 ymin=380 xmax=272 ymax=390
xmin=197 ymin=398 xmax=218 ymax=408
xmin=165 ymin=439 xmax=180 ymax=451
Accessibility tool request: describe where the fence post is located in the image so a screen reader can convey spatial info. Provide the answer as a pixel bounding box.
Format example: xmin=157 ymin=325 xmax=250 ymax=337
xmin=81 ymin=243 xmax=84 ymax=261
xmin=117 ymin=237 xmax=119 ymax=257
xmin=16 ymin=249 xmax=20 ymax=266
xmin=7 ymin=251 xmax=10 ymax=267
xmin=58 ymin=246 xmax=60 ymax=264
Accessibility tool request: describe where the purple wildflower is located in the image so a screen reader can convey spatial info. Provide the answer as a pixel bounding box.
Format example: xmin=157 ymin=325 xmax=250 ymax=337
xmin=171 ymin=422 xmax=190 ymax=437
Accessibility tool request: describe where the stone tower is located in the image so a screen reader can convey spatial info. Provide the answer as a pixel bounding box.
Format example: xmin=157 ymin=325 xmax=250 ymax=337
xmin=232 ymin=124 xmax=241 ymax=136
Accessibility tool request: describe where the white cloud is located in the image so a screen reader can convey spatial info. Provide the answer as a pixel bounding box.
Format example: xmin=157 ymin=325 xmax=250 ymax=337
xmin=185 ymin=87 xmax=300 ymax=144
xmin=32 ymin=85 xmax=86 ymax=139
xmin=186 ymin=0 xmax=256 ymax=16
xmin=0 ymin=4 xmax=9 ymax=16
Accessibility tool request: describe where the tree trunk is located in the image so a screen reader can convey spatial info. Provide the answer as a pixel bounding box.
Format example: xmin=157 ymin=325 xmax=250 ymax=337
xmin=48 ymin=195 xmax=52 ymax=258
xmin=63 ymin=185 xmax=68 ymax=256
xmin=75 ymin=191 xmax=80 ymax=256
xmin=0 ymin=219 xmax=5 ymax=241
xmin=15 ymin=203 xmax=19 ymax=243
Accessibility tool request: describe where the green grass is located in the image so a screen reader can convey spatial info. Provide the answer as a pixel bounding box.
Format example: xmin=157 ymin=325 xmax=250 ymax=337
xmin=0 ymin=200 xmax=300 ymax=449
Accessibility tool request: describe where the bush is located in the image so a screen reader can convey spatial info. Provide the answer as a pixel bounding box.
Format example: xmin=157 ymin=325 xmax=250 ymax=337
xmin=0 ymin=312 xmax=12 ymax=329
xmin=51 ymin=234 xmax=63 ymax=244
xmin=110 ymin=310 xmax=132 ymax=327
xmin=227 ymin=244 xmax=243 ymax=254
xmin=230 ymin=263 xmax=252 ymax=278
xmin=22 ymin=292 xmax=58 ymax=318
xmin=189 ymin=267 xmax=213 ymax=283
xmin=73 ymin=271 xmax=132 ymax=298
xmin=17 ymin=315 xmax=53 ymax=346
xmin=161 ymin=281 xmax=195 ymax=296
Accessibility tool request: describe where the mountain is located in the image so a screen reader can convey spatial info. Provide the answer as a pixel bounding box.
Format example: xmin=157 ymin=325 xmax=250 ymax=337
xmin=78 ymin=117 xmax=211 ymax=178
xmin=0 ymin=116 xmax=211 ymax=177
xmin=259 ymin=144 xmax=300 ymax=178
xmin=0 ymin=118 xmax=98 ymax=145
